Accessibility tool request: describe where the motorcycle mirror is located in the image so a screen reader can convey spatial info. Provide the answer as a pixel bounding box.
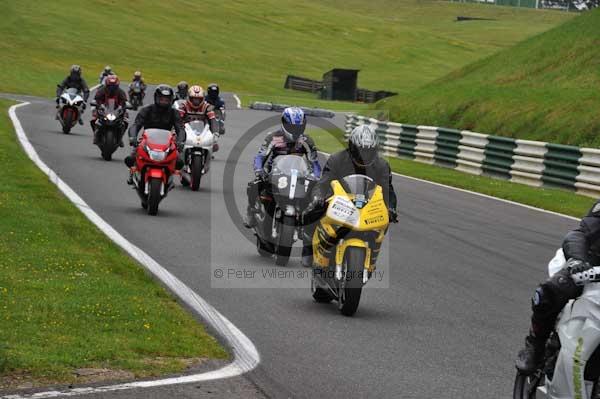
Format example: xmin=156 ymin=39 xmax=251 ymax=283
xmin=125 ymin=102 xmax=133 ymax=110
xmin=90 ymin=101 xmax=97 ymax=107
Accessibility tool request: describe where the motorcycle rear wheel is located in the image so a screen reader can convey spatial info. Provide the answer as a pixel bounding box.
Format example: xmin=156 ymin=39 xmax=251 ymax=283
xmin=338 ymin=247 xmax=365 ymax=316
xmin=275 ymin=215 xmax=295 ymax=266
xmin=256 ymin=236 xmax=274 ymax=257
xmin=311 ymin=275 xmax=333 ymax=303
xmin=147 ymin=178 xmax=162 ymax=216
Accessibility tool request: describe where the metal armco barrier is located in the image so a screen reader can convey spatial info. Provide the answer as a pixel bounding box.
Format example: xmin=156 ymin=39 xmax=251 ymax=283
xmin=346 ymin=114 xmax=600 ymax=198
xmin=249 ymin=102 xmax=335 ymax=118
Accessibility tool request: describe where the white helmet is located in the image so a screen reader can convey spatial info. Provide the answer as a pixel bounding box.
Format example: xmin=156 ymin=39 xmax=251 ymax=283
xmin=348 ymin=125 xmax=379 ymax=167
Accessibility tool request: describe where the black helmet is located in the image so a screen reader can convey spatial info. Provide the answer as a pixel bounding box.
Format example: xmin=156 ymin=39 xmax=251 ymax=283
xmin=348 ymin=125 xmax=379 ymax=167
xmin=70 ymin=64 xmax=81 ymax=79
xmin=207 ymin=83 xmax=219 ymax=98
xmin=176 ymin=81 xmax=188 ymax=96
xmin=154 ymin=84 xmax=174 ymax=109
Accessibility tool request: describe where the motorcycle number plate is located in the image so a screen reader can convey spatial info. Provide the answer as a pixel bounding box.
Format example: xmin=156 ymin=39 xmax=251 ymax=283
xmin=278 ymin=177 xmax=288 ymax=189
xmin=327 ymin=196 xmax=359 ymax=227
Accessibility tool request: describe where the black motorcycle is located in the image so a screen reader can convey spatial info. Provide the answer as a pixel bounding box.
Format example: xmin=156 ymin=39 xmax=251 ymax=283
xmin=92 ymin=101 xmax=129 ymax=161
xmin=215 ymin=106 xmax=226 ymax=135
xmin=128 ymin=82 xmax=144 ymax=110
xmin=251 ymin=154 xmax=316 ymax=266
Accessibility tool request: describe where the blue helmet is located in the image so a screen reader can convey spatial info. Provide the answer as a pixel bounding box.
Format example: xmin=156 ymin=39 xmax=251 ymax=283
xmin=281 ymin=107 xmax=306 ymax=141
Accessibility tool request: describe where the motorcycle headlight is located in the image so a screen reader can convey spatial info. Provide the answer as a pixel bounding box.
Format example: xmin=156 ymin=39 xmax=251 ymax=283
xmin=106 ymin=113 xmax=116 ymax=121
xmin=74 ymin=100 xmax=83 ymax=106
xmin=148 ymin=149 xmax=166 ymax=161
xmin=61 ymin=97 xmax=67 ymax=104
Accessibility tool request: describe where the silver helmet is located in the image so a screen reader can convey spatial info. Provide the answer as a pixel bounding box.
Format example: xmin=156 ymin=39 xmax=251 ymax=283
xmin=348 ymin=125 xmax=379 ymax=167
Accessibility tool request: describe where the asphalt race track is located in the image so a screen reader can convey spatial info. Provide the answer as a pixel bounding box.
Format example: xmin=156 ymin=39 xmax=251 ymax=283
xmin=5 ymin=87 xmax=579 ymax=398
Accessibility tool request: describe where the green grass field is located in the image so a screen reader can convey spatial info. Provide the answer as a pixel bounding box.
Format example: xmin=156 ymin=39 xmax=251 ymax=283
xmin=380 ymin=8 xmax=600 ymax=146
xmin=2 ymin=0 xmax=570 ymax=107
xmin=0 ymin=100 xmax=226 ymax=389
xmin=310 ymin=127 xmax=595 ymax=217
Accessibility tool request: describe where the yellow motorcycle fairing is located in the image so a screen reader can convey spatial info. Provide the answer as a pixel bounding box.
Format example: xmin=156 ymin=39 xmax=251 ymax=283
xmin=312 ymin=179 xmax=389 ymax=271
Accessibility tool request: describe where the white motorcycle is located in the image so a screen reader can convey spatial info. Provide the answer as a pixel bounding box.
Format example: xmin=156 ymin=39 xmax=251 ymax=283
xmin=56 ymin=88 xmax=85 ymax=134
xmin=180 ymin=120 xmax=215 ymax=191
xmin=513 ymin=249 xmax=600 ymax=399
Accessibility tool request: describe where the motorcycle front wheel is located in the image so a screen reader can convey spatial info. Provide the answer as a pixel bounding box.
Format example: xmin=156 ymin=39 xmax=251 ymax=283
xmin=338 ymin=246 xmax=366 ymax=316
xmin=513 ymin=371 xmax=542 ymax=399
xmin=275 ymin=215 xmax=295 ymax=266
xmin=190 ymin=154 xmax=203 ymax=191
xmin=101 ymin=129 xmax=115 ymax=161
xmin=62 ymin=110 xmax=73 ymax=134
xmin=147 ymin=178 xmax=162 ymax=216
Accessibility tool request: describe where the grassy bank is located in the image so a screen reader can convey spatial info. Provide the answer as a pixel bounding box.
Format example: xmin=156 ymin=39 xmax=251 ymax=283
xmin=2 ymin=0 xmax=570 ymax=105
xmin=0 ymin=100 xmax=227 ymax=390
xmin=310 ymin=127 xmax=594 ymax=217
xmin=380 ymin=8 xmax=600 ymax=146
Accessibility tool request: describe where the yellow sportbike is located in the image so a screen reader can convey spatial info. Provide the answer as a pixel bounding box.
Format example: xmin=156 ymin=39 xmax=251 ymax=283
xmin=310 ymin=174 xmax=389 ymax=316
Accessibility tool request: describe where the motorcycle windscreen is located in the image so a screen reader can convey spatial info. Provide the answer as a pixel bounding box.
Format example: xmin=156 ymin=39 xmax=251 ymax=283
xmin=340 ymin=174 xmax=378 ymax=207
xmin=65 ymin=88 xmax=80 ymax=100
xmin=103 ymin=99 xmax=118 ymax=114
xmin=145 ymin=129 xmax=172 ymax=149
xmin=271 ymin=155 xmax=310 ymax=176
xmin=186 ymin=120 xmax=205 ymax=133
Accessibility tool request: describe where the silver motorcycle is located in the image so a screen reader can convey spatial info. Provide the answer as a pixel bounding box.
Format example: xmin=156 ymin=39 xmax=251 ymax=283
xmin=514 ymin=249 xmax=600 ymax=399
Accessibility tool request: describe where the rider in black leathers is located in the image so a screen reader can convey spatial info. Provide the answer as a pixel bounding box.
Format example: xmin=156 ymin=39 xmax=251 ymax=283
xmin=98 ymin=65 xmax=113 ymax=85
xmin=56 ymin=65 xmax=90 ymax=124
xmin=127 ymin=85 xmax=185 ymax=147
xmin=515 ymin=202 xmax=600 ymax=374
xmin=175 ymin=81 xmax=189 ymax=101
xmin=301 ymin=124 xmax=398 ymax=267
xmin=125 ymin=85 xmax=185 ymax=183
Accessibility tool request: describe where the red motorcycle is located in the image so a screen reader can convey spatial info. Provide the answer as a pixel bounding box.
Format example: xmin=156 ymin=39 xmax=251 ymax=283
xmin=126 ymin=129 xmax=179 ymax=215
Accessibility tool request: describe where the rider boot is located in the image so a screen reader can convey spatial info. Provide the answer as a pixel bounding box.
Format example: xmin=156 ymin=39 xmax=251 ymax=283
xmin=244 ymin=181 xmax=260 ymax=229
xmin=516 ymin=330 xmax=547 ymax=374
xmin=124 ymin=153 xmax=135 ymax=185
xmin=301 ymin=224 xmax=316 ymax=268
xmin=244 ymin=205 xmax=257 ymax=229
xmin=301 ymin=245 xmax=313 ymax=268
xmin=91 ymin=120 xmax=98 ymax=144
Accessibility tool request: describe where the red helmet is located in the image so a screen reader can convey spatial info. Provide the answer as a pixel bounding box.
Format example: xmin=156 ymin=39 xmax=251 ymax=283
xmin=105 ymin=75 xmax=120 ymax=95
xmin=186 ymin=85 xmax=205 ymax=110
xmin=105 ymin=74 xmax=120 ymax=87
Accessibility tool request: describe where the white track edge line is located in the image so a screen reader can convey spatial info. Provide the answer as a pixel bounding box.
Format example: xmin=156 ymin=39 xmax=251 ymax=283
xmin=233 ymin=93 xmax=242 ymax=109
xmin=4 ymin=102 xmax=259 ymax=399
xmin=317 ymin=151 xmax=579 ymax=222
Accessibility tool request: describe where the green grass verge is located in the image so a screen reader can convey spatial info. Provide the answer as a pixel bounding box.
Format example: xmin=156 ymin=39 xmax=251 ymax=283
xmin=0 ymin=100 xmax=227 ymax=389
xmin=309 ymin=127 xmax=594 ymax=218
xmin=380 ymin=8 xmax=600 ymax=146
xmin=2 ymin=0 xmax=570 ymax=105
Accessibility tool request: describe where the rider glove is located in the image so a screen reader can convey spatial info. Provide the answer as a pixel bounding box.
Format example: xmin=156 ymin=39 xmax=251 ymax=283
xmin=254 ymin=169 xmax=267 ymax=181
xmin=566 ymin=258 xmax=592 ymax=275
